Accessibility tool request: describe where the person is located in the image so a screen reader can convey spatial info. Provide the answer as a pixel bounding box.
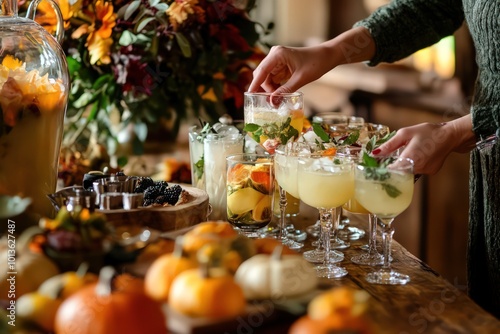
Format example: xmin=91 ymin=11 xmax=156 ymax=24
xmin=248 ymin=0 xmax=500 ymax=318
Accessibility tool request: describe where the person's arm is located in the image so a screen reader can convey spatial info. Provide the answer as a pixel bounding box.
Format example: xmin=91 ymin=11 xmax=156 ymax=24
xmin=248 ymin=26 xmax=376 ymax=94
xmin=373 ymin=114 xmax=477 ymax=175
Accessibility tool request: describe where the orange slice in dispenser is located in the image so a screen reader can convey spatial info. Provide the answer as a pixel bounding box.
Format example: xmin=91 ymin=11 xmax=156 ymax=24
xmin=2 ymin=55 xmax=23 ymax=70
xmin=227 ymin=163 xmax=251 ymax=186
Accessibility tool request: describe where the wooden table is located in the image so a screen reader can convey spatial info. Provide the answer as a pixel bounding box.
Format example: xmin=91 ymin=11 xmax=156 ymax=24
xmin=260 ymin=205 xmax=500 ymax=334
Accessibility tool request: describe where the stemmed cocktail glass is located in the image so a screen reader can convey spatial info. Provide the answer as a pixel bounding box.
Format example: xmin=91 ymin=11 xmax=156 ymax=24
xmin=273 ymin=143 xmax=311 ymax=249
xmin=337 ymin=146 xmax=383 ymax=266
xmin=297 ymin=154 xmax=354 ymax=278
xmin=355 ymin=155 xmax=414 ymax=284
xmin=244 ymin=92 xmax=305 ymax=245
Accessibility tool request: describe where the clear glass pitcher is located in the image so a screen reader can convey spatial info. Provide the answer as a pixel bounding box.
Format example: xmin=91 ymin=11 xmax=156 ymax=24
xmin=0 ymin=0 xmax=69 ymax=221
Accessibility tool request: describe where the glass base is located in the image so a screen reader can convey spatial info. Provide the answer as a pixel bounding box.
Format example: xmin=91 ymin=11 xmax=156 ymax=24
xmin=351 ymin=253 xmax=384 ymax=266
xmin=282 ymin=238 xmax=304 ymax=250
xmin=338 ymin=226 xmax=366 ymax=241
xmin=286 ymin=228 xmax=308 ymax=242
xmin=315 ymin=264 xmax=348 ymax=278
xmin=359 ymin=243 xmax=369 ymax=251
xmin=306 ymin=222 xmax=320 ymax=238
xmin=234 ymin=228 xmax=262 ymax=239
xmin=303 ymin=249 xmax=344 ymax=263
xmin=258 ymin=226 xmax=304 ymax=249
xmin=366 ymin=270 xmax=410 ymax=285
xmin=330 ymin=238 xmax=350 ymax=250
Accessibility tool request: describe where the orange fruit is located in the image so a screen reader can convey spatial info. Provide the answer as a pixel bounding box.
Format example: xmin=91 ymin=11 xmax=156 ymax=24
xmin=250 ymin=169 xmax=271 ymax=193
xmin=227 ymin=163 xmax=250 ymax=186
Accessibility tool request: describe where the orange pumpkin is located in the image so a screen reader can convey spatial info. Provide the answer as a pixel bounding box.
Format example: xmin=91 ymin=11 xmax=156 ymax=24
xmin=182 ymin=221 xmax=238 ymax=254
xmin=253 ymin=238 xmax=297 ymax=255
xmin=168 ymin=265 xmax=246 ymax=319
xmin=144 ymin=238 xmax=197 ymax=302
xmin=54 ymin=267 xmax=166 ymax=334
xmin=289 ymin=314 xmax=373 ymax=334
xmin=289 ymin=287 xmax=373 ymax=334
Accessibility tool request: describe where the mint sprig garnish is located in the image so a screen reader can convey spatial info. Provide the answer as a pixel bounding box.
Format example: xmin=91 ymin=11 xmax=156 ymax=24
xmin=361 ymin=152 xmax=401 ymax=198
xmin=193 ymin=120 xmax=214 ymax=180
xmin=244 ymin=115 xmax=299 ymax=144
xmin=365 ymin=130 xmax=396 ymax=153
xmin=312 ymin=122 xmax=360 ymax=146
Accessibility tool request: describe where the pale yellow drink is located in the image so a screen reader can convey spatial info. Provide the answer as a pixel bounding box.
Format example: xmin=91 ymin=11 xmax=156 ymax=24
xmin=343 ymin=197 xmax=370 ymax=215
xmin=274 ymin=153 xmax=300 ymax=198
xmin=297 ymin=161 xmax=354 ymax=209
xmin=355 ymin=172 xmax=414 ymax=219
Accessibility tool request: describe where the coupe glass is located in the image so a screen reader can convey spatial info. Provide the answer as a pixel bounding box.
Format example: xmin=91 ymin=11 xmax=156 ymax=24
xmin=355 ymin=157 xmax=415 ymax=284
xmin=244 ymin=91 xmax=306 ymax=241
xmin=298 ymin=154 xmax=354 ymax=278
xmin=336 ymin=146 xmax=383 ymax=266
xmin=338 ymin=123 xmax=391 ymax=242
xmin=226 ymin=154 xmax=274 ymax=238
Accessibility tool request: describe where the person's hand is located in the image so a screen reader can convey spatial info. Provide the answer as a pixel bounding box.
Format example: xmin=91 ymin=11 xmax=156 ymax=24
xmin=248 ymin=45 xmax=331 ymax=94
xmin=248 ymin=27 xmax=376 ymax=94
xmin=373 ymin=117 xmax=476 ymax=175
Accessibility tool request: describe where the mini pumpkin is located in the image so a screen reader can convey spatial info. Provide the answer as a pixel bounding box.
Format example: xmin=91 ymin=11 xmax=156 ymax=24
xmin=38 ymin=262 xmax=98 ymax=300
xmin=182 ymin=221 xmax=238 ymax=254
xmin=168 ymin=264 xmax=246 ymax=319
xmin=289 ymin=287 xmax=373 ymax=334
xmin=234 ymin=245 xmax=317 ymax=300
xmin=54 ymin=267 xmax=167 ymax=334
xmin=144 ymin=237 xmax=197 ymax=302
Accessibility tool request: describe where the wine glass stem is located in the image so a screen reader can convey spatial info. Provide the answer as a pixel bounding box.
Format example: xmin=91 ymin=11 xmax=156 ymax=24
xmin=367 ymin=214 xmax=378 ymax=255
xmin=380 ymin=221 xmax=395 ymax=270
xmin=320 ymin=208 xmax=334 ymax=266
xmin=278 ymin=185 xmax=287 ymax=241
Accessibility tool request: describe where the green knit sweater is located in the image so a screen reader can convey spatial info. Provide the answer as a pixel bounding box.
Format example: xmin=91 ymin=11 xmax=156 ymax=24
xmin=355 ymin=0 xmax=500 ymax=318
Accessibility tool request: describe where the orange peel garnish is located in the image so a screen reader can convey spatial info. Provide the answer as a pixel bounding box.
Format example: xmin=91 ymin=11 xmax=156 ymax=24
xmin=322 ymin=147 xmax=337 ymax=157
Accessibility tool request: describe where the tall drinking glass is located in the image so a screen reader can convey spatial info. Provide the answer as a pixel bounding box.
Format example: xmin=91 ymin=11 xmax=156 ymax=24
xmin=204 ymin=133 xmax=244 ymax=220
xmin=244 ymin=91 xmax=305 ymax=240
xmin=298 ymin=154 xmax=354 ymax=278
xmin=188 ymin=125 xmax=206 ymax=190
xmin=226 ymin=154 xmax=274 ymax=238
xmin=355 ymin=157 xmax=414 ymax=284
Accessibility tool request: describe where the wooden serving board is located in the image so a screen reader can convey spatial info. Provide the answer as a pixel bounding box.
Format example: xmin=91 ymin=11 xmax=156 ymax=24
xmin=98 ymin=186 xmax=209 ymax=232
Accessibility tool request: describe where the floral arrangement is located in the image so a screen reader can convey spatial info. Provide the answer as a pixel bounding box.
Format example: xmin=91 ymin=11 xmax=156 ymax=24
xmin=30 ymin=0 xmax=269 ymax=157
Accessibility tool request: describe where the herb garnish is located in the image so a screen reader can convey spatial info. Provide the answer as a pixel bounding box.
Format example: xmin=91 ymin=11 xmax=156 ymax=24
xmin=361 ymin=152 xmax=401 ymax=198
xmin=312 ymin=122 xmax=360 ymax=146
xmin=365 ymin=131 xmax=396 ymax=153
xmin=193 ymin=120 xmax=214 ymax=180
xmin=244 ymin=116 xmax=299 ymax=144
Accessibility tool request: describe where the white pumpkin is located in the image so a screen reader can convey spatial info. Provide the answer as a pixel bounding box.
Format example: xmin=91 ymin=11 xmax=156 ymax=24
xmin=234 ymin=245 xmax=318 ymax=300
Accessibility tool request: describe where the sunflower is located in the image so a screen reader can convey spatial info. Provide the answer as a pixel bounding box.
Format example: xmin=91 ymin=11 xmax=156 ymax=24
xmin=71 ymin=0 xmax=116 ymax=64
xmin=166 ymin=0 xmax=205 ymax=31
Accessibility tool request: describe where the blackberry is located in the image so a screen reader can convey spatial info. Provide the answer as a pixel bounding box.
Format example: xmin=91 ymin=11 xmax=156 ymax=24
xmin=155 ymin=181 xmax=169 ymax=188
xmin=155 ymin=195 xmax=167 ymax=205
xmin=143 ymin=185 xmax=161 ymax=201
xmin=143 ymin=199 xmax=154 ymax=207
xmin=134 ymin=177 xmax=155 ymax=193
xmin=163 ymin=184 xmax=182 ymax=205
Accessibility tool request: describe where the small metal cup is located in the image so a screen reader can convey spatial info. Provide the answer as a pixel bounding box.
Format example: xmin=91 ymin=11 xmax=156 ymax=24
xmin=99 ymin=192 xmax=123 ymax=210
xmin=122 ymin=192 xmax=144 ymax=210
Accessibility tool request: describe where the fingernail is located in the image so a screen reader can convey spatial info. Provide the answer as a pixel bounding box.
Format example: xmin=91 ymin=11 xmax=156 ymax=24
xmin=372 ymin=148 xmax=381 ymax=155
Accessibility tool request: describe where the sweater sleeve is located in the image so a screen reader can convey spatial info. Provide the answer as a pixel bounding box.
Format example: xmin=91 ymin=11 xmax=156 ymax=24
xmin=354 ymin=0 xmax=465 ymax=66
